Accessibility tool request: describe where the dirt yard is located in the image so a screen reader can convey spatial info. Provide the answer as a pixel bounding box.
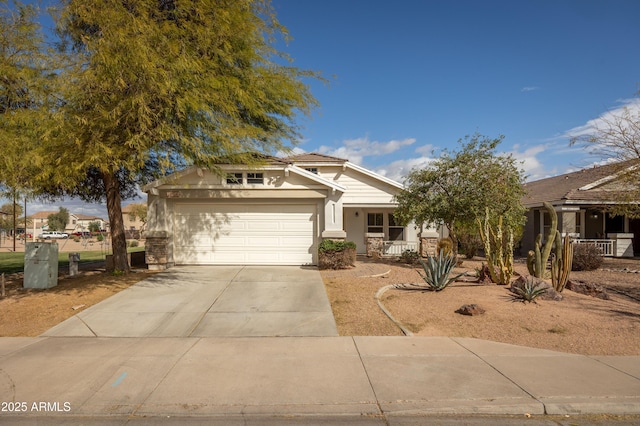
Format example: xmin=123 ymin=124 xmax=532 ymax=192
xmin=322 ymin=257 xmax=640 ymax=356
xmin=1 ymin=250 xmax=639 ymax=356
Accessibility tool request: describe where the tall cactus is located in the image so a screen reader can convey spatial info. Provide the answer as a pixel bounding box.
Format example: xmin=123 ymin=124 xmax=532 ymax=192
xmin=527 ymin=202 xmax=557 ymax=278
xmin=551 ymin=232 xmax=573 ymax=292
xmin=478 ymin=208 xmax=514 ymax=285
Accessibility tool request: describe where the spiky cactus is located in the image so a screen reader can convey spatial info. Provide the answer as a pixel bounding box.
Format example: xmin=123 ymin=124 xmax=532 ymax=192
xmin=527 ymin=202 xmax=557 ymax=278
xmin=478 ymin=208 xmax=514 ymax=285
xmin=551 ymin=232 xmax=573 ymax=292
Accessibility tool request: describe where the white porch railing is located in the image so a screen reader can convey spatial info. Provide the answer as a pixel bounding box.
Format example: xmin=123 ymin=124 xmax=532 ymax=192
xmin=382 ymin=241 xmax=418 ymax=256
xmin=573 ymin=239 xmax=614 ymax=257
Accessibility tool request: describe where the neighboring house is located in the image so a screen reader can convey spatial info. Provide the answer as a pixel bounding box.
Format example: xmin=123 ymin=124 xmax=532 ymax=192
xmin=29 ymin=211 xmax=56 ymax=234
xmin=121 ymin=203 xmax=146 ymax=238
xmin=522 ymin=161 xmax=640 ymax=257
xmin=143 ymin=153 xmax=435 ymax=268
xmin=74 ymin=214 xmax=108 ymax=233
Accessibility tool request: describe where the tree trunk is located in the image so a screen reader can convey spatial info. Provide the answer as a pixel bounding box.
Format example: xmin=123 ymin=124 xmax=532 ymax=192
xmin=102 ymin=171 xmax=130 ymax=273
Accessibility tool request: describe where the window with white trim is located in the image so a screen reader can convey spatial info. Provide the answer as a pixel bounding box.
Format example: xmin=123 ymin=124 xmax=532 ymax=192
xmin=226 ymin=172 xmax=243 ymax=185
xmin=247 ymin=172 xmax=264 ymax=184
xmin=388 ymin=213 xmax=404 ymax=241
xmin=367 ymin=213 xmax=383 ymax=234
xmin=305 ymin=167 xmax=318 ymax=174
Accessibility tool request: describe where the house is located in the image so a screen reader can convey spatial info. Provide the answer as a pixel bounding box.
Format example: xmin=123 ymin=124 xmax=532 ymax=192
xmin=70 ymin=214 xmax=107 ymax=233
xmin=522 ymin=161 xmax=640 ymax=257
xmin=29 ymin=211 xmax=56 ymax=234
xmin=143 ymin=153 xmax=435 ymax=269
xmin=121 ymin=203 xmax=146 ymax=238
xmin=28 ymin=211 xmax=107 ymax=235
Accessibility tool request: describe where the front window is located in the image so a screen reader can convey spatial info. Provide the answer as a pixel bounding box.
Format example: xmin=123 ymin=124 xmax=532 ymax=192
xmin=388 ymin=213 xmax=404 ymax=241
xmin=226 ymin=172 xmax=243 ymax=185
xmin=305 ymin=167 xmax=318 ymax=174
xmin=367 ymin=213 xmax=383 ymax=233
xmin=247 ymin=172 xmax=264 ymax=184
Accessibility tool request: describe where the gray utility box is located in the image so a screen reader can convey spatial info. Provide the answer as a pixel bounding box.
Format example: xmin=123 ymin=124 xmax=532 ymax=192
xmin=24 ymin=242 xmax=59 ymax=289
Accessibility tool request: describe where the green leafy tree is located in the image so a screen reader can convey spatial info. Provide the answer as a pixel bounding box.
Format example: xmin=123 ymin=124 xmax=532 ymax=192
xmin=0 ymin=202 xmax=22 ymax=230
xmin=47 ymin=206 xmax=69 ymax=231
xmin=569 ymin=98 xmax=640 ymax=218
xmin=88 ymin=221 xmax=101 ymax=233
xmin=41 ymin=0 xmax=319 ymax=272
xmin=127 ymin=203 xmax=147 ymax=231
xmin=394 ymin=134 xmax=527 ymax=255
xmin=0 ymin=1 xmax=52 ymax=214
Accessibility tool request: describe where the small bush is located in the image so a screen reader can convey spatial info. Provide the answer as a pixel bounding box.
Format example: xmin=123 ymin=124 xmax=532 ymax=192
xmin=318 ymin=240 xmax=356 ymax=270
xmin=96 ymin=234 xmax=104 ymax=242
xmin=127 ymin=240 xmax=139 ymax=248
xmin=437 ymin=237 xmax=453 ymax=256
xmin=399 ymin=249 xmax=420 ymax=264
xmin=572 ymin=243 xmax=604 ymax=271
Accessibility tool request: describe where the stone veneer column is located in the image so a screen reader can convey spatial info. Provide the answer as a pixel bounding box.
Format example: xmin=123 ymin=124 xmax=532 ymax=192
xmin=420 ymin=231 xmax=439 ymax=258
xmin=145 ymin=231 xmax=169 ymax=270
xmin=365 ymin=233 xmax=384 ymax=258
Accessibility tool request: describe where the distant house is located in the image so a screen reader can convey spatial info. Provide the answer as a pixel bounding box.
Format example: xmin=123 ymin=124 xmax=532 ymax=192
xmin=522 ymin=161 xmax=640 ymax=257
xmin=121 ymin=203 xmax=146 ymax=238
xmin=73 ymin=214 xmax=107 ymax=233
xmin=29 ymin=211 xmax=57 ymax=234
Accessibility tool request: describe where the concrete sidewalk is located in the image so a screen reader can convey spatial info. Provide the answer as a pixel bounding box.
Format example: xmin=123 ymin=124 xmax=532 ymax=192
xmin=0 ymin=336 xmax=639 ymax=420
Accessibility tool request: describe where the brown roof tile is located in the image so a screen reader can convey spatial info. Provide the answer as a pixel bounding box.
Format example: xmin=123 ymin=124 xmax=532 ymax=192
xmin=283 ymin=152 xmax=347 ymax=163
xmin=523 ymin=160 xmax=638 ymax=206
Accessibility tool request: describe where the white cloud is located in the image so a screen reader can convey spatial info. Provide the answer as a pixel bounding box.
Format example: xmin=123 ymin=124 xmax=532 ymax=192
xmin=375 ymin=156 xmax=434 ymax=183
xmin=521 ymin=86 xmax=540 ymax=92
xmin=415 ymin=144 xmax=435 ymax=156
xmin=506 ymin=143 xmax=553 ymax=181
xmin=317 ymin=137 xmax=416 ymax=165
xmin=563 ymin=97 xmax=640 ymax=140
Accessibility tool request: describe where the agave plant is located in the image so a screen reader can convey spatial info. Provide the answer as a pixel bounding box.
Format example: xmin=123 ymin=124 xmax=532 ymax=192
xmin=414 ymin=251 xmax=465 ymax=291
xmin=511 ymin=277 xmax=547 ymax=303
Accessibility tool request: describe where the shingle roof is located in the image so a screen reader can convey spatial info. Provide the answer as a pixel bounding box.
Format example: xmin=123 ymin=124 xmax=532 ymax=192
xmin=523 ymin=160 xmax=638 ymax=206
xmin=283 ymin=152 xmax=347 ymax=163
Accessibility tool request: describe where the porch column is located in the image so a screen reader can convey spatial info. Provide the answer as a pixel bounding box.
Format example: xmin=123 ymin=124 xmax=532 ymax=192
xmin=145 ymin=192 xmax=170 ymax=270
xmin=322 ymin=192 xmax=346 ymax=241
xmin=419 ymin=231 xmax=439 ymax=257
xmin=608 ymin=233 xmax=634 ymax=258
xmin=366 ymin=233 xmax=384 ymax=258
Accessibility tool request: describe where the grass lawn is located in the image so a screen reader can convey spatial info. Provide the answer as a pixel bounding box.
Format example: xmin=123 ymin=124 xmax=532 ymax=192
xmin=0 ymin=247 xmax=144 ymax=275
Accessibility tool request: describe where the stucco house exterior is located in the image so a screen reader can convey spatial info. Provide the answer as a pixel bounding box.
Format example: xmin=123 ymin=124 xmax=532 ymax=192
xmin=143 ymin=153 xmax=435 ymax=269
xmin=522 ymin=161 xmax=639 ymax=258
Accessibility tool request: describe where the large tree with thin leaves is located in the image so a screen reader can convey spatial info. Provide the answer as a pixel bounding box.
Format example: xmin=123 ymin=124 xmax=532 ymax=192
xmin=43 ymin=0 xmax=320 ymax=272
xmin=569 ymin=98 xmax=640 ymax=218
xmin=0 ymin=1 xmax=57 ymax=249
xmin=394 ymin=134 xmax=527 ymax=255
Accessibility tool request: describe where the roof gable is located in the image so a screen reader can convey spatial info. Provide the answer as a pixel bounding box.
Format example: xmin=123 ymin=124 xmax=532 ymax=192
xmin=523 ymin=160 xmax=638 ymax=206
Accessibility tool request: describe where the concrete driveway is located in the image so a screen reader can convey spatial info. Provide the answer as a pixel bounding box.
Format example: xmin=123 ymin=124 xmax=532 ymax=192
xmin=42 ymin=266 xmax=339 ymax=338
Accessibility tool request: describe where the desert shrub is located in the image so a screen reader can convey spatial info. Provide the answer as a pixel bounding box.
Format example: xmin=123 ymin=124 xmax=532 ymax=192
xmin=399 ymin=249 xmax=420 ymax=264
xmin=457 ymin=230 xmax=482 ymax=259
xmin=437 ymin=237 xmax=453 ymax=256
xmin=96 ymin=234 xmax=104 ymax=242
xmin=318 ymin=240 xmax=356 ymax=270
xmin=572 ymin=243 xmax=604 ymax=271
xmin=416 ymin=252 xmax=465 ymax=291
xmin=510 ymin=276 xmax=547 ymax=303
xmin=127 ymin=239 xmax=139 ymax=248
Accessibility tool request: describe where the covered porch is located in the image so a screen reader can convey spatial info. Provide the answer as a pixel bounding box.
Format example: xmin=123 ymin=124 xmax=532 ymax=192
xmin=529 ymin=205 xmax=638 ymax=257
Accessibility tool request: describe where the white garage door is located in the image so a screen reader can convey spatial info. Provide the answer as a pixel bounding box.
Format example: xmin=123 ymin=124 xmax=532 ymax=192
xmin=173 ymin=203 xmax=317 ymax=265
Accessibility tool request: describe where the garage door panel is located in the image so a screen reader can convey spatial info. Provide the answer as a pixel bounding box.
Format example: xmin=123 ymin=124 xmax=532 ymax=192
xmin=174 ymin=203 xmax=316 ymax=265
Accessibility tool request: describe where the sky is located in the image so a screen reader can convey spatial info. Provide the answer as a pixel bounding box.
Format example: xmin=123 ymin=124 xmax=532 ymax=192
xmin=6 ymin=0 xmax=640 ymax=220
